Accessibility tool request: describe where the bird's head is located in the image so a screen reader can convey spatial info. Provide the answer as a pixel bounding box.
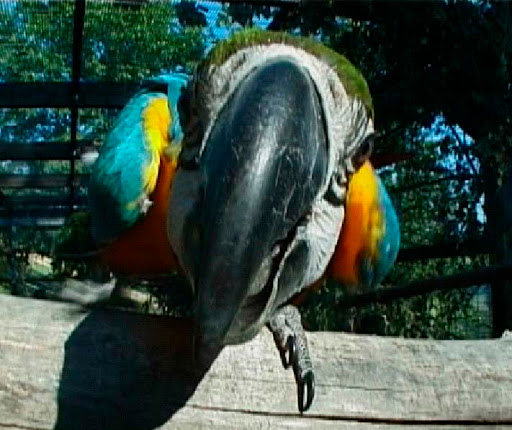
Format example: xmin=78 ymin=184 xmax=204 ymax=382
xmin=168 ymin=30 xmax=376 ymax=351
xmin=329 ymin=161 xmax=400 ymax=293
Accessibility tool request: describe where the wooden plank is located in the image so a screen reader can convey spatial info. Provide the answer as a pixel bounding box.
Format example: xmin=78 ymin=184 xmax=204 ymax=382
xmin=5 ymin=194 xmax=88 ymax=207
xmin=0 ymin=216 xmax=66 ymax=227
xmin=0 ymin=142 xmax=96 ymax=161
xmin=0 ymin=294 xmax=511 ymax=429
xmin=0 ymin=143 xmax=73 ymax=160
xmin=0 ymin=82 xmax=139 ymax=108
xmin=0 ymin=207 xmax=74 ymax=219
xmin=0 ymin=82 xmax=74 ymax=109
xmin=0 ymin=206 xmax=83 ymax=227
xmin=0 ymin=174 xmax=88 ymax=188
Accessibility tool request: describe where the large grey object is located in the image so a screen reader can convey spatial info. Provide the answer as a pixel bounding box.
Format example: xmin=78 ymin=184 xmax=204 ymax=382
xmin=169 ymin=41 xmax=374 ymax=411
xmin=1 ymin=294 xmax=512 ymax=429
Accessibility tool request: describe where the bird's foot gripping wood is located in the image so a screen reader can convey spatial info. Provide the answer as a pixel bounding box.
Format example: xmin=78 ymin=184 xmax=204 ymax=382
xmin=268 ymin=305 xmax=315 ymax=413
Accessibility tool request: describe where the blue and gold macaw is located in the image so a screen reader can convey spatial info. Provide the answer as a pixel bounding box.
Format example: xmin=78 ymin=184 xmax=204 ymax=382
xmin=88 ymin=29 xmax=400 ymax=413
xmin=88 ymin=75 xmax=188 ymax=274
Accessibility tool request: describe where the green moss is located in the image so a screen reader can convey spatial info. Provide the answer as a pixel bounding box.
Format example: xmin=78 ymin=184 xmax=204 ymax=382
xmin=204 ymin=29 xmax=373 ymax=117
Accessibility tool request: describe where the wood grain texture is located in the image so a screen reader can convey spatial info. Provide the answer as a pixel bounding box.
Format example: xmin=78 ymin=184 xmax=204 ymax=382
xmin=0 ymin=294 xmax=511 ymax=429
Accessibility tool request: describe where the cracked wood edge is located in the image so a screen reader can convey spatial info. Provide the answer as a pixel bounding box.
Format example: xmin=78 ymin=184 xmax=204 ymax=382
xmin=0 ymin=294 xmax=512 ymax=429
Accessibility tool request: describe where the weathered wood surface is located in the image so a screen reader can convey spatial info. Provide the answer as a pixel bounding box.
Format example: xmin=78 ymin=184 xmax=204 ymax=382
xmin=1 ymin=294 xmax=512 ymax=429
xmin=0 ymin=174 xmax=87 ymax=189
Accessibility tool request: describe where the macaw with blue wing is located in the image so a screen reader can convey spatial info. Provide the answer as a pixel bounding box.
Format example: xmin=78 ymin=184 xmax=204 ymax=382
xmin=88 ymin=30 xmax=400 ymax=413
xmin=88 ymin=75 xmax=188 ymax=273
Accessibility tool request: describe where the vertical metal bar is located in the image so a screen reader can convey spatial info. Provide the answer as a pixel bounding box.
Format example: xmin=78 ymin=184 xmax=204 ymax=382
xmin=7 ymin=219 xmax=16 ymax=295
xmin=483 ymin=163 xmax=509 ymax=337
xmin=70 ymin=0 xmax=86 ymax=209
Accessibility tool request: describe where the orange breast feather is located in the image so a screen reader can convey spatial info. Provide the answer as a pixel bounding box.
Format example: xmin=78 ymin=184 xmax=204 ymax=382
xmin=329 ymin=202 xmax=367 ymax=285
xmin=103 ymin=156 xmax=179 ymax=274
xmin=328 ymin=161 xmax=378 ymax=286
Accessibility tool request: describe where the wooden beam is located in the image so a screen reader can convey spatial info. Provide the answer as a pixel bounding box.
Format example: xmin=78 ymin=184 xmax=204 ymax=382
xmin=0 ymin=82 xmax=141 ymax=108
xmin=218 ymin=0 xmax=299 ymax=4
xmin=0 ymin=143 xmax=74 ymax=160
xmin=0 ymin=207 xmax=75 ymax=218
xmin=0 ymin=174 xmax=88 ymax=188
xmin=0 ymin=142 xmax=97 ymax=160
xmin=5 ymin=194 xmax=88 ymax=207
xmin=0 ymin=143 xmax=72 ymax=160
xmin=0 ymin=83 xmax=73 ymax=108
xmin=0 ymin=207 xmax=86 ymax=227
xmin=0 ymin=216 xmax=66 ymax=227
xmin=0 ymin=294 xmax=511 ymax=428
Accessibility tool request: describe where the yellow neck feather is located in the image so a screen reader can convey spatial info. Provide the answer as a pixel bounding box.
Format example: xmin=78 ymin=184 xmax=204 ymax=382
xmin=348 ymin=161 xmax=383 ymax=260
xmin=143 ymin=98 xmax=172 ymax=157
xmin=329 ymin=161 xmax=384 ymax=286
xmin=141 ymin=98 xmax=178 ymax=196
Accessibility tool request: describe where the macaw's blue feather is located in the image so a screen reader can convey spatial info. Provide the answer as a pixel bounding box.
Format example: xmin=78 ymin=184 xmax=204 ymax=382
xmin=89 ymin=92 xmax=169 ymax=243
xmin=360 ymin=174 xmax=400 ymax=288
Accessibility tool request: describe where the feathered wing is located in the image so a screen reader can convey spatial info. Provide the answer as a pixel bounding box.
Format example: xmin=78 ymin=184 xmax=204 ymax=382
xmin=89 ymin=92 xmax=168 ymax=243
xmin=327 ymin=161 xmax=400 ymax=291
xmin=293 ymin=162 xmax=399 ymax=307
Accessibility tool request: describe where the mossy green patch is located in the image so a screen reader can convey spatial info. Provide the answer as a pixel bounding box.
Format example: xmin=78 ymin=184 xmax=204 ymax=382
xmin=203 ymin=29 xmax=373 ymax=117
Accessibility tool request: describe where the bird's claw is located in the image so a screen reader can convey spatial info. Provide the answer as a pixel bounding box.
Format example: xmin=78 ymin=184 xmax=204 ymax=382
xmin=283 ymin=334 xmax=315 ymax=413
xmin=297 ymin=368 xmax=315 ymax=413
xmin=268 ymin=305 xmax=315 ymax=413
xmin=279 ymin=335 xmax=295 ymax=369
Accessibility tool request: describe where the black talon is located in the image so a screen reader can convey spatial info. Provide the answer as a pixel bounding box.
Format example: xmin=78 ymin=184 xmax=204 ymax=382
xmin=297 ymin=371 xmax=315 ymax=413
xmin=279 ymin=335 xmax=295 ymax=369
xmin=268 ymin=305 xmax=316 ymax=412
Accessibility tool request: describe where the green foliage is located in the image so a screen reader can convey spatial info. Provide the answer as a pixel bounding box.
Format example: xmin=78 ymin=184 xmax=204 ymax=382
xmin=0 ymin=1 xmax=74 ymax=82
xmin=83 ymin=2 xmax=204 ymax=81
xmin=301 ymin=255 xmax=491 ymax=339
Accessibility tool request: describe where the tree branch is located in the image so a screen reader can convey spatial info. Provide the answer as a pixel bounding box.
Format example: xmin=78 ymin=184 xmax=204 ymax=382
xmin=449 ymin=125 xmax=479 ymax=177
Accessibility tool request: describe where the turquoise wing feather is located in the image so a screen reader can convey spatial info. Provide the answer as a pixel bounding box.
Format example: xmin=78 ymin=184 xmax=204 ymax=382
xmin=359 ymin=174 xmax=400 ymax=288
xmin=89 ymin=92 xmax=164 ymax=243
xmin=88 ymin=74 xmax=190 ymax=244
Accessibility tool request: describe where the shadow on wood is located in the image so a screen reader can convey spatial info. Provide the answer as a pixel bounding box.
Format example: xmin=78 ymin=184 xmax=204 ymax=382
xmin=54 ymin=310 xmax=217 ymax=430
xmin=2 ymin=295 xmax=512 ymax=429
